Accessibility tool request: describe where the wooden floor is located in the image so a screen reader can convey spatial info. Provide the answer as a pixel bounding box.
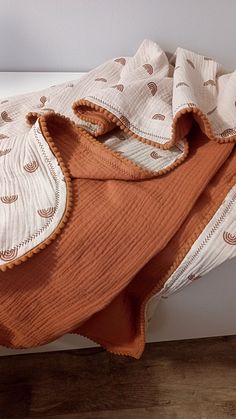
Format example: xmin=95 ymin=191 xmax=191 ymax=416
xmin=0 ymin=336 xmax=236 ymax=418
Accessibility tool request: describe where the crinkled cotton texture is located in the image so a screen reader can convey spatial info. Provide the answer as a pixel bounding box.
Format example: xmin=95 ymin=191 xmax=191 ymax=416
xmin=0 ymin=40 xmax=236 ymax=357
xmin=0 ymin=120 xmax=67 ymax=268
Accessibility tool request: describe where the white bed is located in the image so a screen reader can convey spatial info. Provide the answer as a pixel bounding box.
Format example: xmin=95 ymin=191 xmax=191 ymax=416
xmin=0 ymin=72 xmax=235 ymax=356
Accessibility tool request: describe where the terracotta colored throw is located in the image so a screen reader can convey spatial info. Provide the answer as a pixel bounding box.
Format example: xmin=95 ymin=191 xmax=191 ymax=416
xmin=0 ymin=40 xmax=236 ymax=358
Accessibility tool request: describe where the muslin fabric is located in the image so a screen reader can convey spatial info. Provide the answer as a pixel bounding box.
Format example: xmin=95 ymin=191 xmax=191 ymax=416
xmin=0 ymin=40 xmax=236 ymax=357
xmin=0 ymin=120 xmax=67 ymax=267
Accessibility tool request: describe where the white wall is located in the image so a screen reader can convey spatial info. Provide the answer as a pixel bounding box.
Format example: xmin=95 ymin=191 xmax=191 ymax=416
xmin=0 ymin=0 xmax=236 ymax=72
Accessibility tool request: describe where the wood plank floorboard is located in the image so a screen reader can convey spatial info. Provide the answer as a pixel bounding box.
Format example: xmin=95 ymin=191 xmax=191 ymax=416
xmin=0 ymin=336 xmax=236 ymax=418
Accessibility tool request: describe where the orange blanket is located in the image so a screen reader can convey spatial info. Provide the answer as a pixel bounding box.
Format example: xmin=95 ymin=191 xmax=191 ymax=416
xmin=0 ymin=41 xmax=236 ymax=358
xmin=0 ymin=112 xmax=234 ymax=357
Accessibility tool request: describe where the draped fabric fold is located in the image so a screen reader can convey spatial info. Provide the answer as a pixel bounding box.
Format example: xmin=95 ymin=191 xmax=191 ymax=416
xmin=0 ymin=40 xmax=236 ymax=357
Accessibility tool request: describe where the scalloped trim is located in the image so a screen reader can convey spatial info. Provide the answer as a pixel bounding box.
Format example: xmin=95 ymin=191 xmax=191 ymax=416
xmin=72 ymin=102 xmax=189 ymax=176
xmin=0 ymin=112 xmax=73 ymax=272
xmin=130 ymin=173 xmax=236 ymax=357
xmin=73 ymin=99 xmax=236 ymax=150
xmin=27 ymin=111 xmax=189 ymax=179
xmin=77 ymin=126 xmax=189 ymax=178
xmin=73 ymin=99 xmax=189 ymax=150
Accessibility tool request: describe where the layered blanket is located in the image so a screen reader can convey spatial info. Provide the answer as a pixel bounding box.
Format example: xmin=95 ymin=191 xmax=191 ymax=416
xmin=0 ymin=40 xmax=236 ymax=357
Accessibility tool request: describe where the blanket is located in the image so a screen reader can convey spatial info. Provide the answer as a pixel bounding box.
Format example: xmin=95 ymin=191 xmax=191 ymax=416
xmin=0 ymin=40 xmax=236 ymax=358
